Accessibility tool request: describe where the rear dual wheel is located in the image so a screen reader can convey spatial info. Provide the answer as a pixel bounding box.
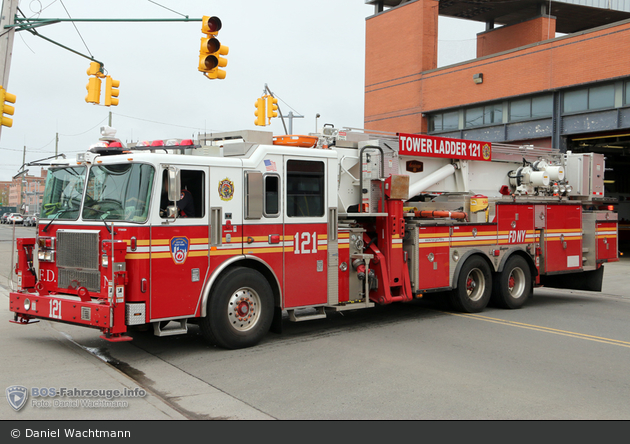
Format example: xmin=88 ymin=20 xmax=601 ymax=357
xmin=449 ymin=256 xmax=492 ymax=313
xmin=492 ymin=256 xmax=532 ymax=309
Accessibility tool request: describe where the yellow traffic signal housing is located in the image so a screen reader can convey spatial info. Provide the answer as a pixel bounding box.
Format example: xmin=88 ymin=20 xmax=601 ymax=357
xmin=255 ymin=97 xmax=266 ymax=126
xmin=105 ymin=76 xmax=120 ymax=107
xmin=199 ymin=16 xmax=228 ymax=79
xmin=86 ymin=61 xmax=104 ymax=77
xmin=199 ymin=36 xmax=229 ymax=79
xmin=201 ymin=16 xmax=222 ymax=35
xmin=85 ymin=77 xmax=101 ymax=104
xmin=267 ymin=96 xmax=278 ymax=123
xmin=0 ymin=86 xmax=16 ymax=128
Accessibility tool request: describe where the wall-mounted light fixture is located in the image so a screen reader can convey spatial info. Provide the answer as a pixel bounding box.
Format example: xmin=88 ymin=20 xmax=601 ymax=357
xmin=473 ymin=73 xmax=483 ymax=84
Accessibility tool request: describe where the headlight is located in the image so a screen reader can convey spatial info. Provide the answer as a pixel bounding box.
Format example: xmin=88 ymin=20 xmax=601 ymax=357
xmin=38 ymin=250 xmax=55 ymax=262
xmin=24 ymin=298 xmax=31 ymax=311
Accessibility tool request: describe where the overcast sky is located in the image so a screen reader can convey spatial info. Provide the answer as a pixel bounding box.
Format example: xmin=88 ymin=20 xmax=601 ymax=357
xmin=0 ymin=0 xmax=484 ymax=181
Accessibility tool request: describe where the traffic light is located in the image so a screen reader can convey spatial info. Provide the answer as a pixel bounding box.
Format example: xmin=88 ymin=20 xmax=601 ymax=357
xmin=105 ymin=76 xmax=120 ymax=106
xmin=86 ymin=61 xmax=102 ymax=77
xmin=0 ymin=86 xmax=16 ymax=128
xmin=85 ymin=77 xmax=101 ymax=104
xmin=85 ymin=61 xmax=104 ymax=105
xmin=267 ymin=95 xmax=278 ymax=124
xmin=255 ymin=97 xmax=266 ymax=126
xmin=199 ymin=15 xmax=229 ymax=79
xmin=201 ymin=15 xmax=221 ymax=35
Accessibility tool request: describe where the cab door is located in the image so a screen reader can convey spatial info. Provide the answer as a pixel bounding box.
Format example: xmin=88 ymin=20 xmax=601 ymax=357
xmin=283 ymin=158 xmax=328 ymax=308
xmin=149 ymin=166 xmax=209 ymax=321
xmin=241 ymin=154 xmax=284 ymax=294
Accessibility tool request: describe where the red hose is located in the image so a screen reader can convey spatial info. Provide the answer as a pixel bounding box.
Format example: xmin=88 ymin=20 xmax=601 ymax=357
xmin=414 ymin=210 xmax=468 ymax=221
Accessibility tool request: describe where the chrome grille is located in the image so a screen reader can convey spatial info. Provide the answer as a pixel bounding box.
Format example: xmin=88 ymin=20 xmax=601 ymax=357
xmin=57 ymin=230 xmax=100 ymax=270
xmin=59 ymin=269 xmax=101 ymax=292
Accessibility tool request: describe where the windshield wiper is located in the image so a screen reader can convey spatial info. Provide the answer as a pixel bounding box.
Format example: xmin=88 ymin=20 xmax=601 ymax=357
xmin=82 ymin=206 xmax=116 ymax=234
xmin=42 ymin=208 xmax=77 ymax=233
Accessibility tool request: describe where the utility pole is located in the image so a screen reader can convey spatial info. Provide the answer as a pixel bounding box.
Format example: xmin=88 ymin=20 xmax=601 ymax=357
xmin=109 ymin=111 xmax=112 ymax=127
xmin=19 ymin=144 xmax=25 ymax=211
xmin=0 ymin=0 xmax=18 ymax=141
xmin=283 ymin=111 xmax=304 ymax=135
xmin=55 ymin=132 xmax=59 ymax=156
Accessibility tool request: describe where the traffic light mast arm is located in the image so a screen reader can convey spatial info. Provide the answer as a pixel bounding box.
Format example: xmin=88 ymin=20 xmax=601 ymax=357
xmin=9 ymin=15 xmax=207 ymax=66
xmin=10 ymin=17 xmax=204 ymax=28
xmin=23 ymin=29 xmax=105 ymax=69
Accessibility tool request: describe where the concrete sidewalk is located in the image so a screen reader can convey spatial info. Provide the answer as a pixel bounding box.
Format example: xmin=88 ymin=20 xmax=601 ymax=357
xmin=0 ymin=283 xmax=188 ymax=421
xmin=0 ymin=282 xmax=275 ymax=421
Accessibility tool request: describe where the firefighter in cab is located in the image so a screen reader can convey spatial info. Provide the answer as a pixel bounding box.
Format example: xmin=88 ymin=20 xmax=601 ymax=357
xmin=160 ymin=173 xmax=195 ymax=218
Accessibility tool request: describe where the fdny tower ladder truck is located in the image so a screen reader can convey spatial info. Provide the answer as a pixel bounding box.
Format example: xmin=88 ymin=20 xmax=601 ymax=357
xmin=9 ymin=126 xmax=618 ymax=349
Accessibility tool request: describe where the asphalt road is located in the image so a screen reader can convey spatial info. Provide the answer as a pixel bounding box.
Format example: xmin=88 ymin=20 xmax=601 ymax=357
xmin=2 ymin=223 xmax=629 ymax=420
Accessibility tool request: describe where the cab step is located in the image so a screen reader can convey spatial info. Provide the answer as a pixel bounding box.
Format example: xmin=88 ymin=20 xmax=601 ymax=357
xmin=153 ymin=319 xmax=188 ymax=336
xmin=287 ymin=306 xmax=327 ymax=322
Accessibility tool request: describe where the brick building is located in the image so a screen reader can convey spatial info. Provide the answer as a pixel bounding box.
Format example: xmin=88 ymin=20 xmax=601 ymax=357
xmin=7 ymin=170 xmax=47 ymax=214
xmin=364 ymin=0 xmax=630 ymax=240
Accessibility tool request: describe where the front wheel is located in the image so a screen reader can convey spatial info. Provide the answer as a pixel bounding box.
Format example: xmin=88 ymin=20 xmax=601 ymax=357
xmin=449 ymin=256 xmax=492 ymax=313
xmin=491 ymin=255 xmax=532 ymax=309
xmin=199 ymin=267 xmax=274 ymax=350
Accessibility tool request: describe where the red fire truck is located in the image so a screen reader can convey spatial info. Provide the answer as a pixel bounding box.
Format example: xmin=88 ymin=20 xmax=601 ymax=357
xmin=9 ymin=127 xmax=618 ymax=349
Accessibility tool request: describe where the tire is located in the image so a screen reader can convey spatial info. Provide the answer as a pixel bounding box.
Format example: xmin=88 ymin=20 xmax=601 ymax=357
xmin=491 ymin=255 xmax=532 ymax=309
xmin=449 ymin=256 xmax=492 ymax=313
xmin=199 ymin=267 xmax=274 ymax=349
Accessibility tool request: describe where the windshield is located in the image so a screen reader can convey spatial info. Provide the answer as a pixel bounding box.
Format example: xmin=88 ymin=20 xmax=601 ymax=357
xmin=41 ymin=166 xmax=87 ymax=220
xmin=82 ymin=163 xmax=155 ymax=222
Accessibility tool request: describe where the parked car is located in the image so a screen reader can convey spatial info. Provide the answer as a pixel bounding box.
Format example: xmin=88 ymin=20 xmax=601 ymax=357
xmin=6 ymin=213 xmax=24 ymax=224
xmin=24 ymin=213 xmax=39 ymax=227
xmin=1 ymin=213 xmax=9 ymax=224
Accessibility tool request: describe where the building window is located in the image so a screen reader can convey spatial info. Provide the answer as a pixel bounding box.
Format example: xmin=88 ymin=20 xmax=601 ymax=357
xmin=429 ymin=110 xmax=459 ymax=132
xmin=464 ymin=103 xmax=503 ymax=128
xmin=465 ymin=107 xmax=484 ymax=128
xmin=532 ymin=95 xmax=553 ymax=118
xmin=589 ymin=84 xmax=615 ymax=110
xmin=442 ymin=111 xmax=458 ymax=131
xmin=430 ymin=114 xmax=442 ymax=132
xmin=509 ymin=94 xmax=553 ymax=122
xmin=484 ymin=103 xmax=503 ymax=124
xmin=564 ymin=84 xmax=615 ymax=113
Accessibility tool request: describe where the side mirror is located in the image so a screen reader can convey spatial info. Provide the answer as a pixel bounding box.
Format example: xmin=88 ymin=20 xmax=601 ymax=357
xmin=167 ymin=167 xmax=181 ymax=202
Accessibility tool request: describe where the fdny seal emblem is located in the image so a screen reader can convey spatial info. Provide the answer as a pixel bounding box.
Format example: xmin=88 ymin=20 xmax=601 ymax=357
xmin=219 ymin=178 xmax=234 ymax=201
xmin=170 ymin=237 xmax=189 ymax=265
xmin=482 ymin=143 xmax=491 ymax=161
xmin=6 ymin=385 xmax=28 ymax=411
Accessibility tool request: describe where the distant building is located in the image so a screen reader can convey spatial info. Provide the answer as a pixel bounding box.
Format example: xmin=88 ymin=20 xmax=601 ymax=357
xmin=0 ymin=180 xmax=10 ymax=206
xmin=8 ymin=170 xmax=47 ymax=214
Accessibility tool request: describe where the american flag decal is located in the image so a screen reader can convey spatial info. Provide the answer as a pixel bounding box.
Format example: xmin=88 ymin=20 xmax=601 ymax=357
xmin=264 ymin=159 xmax=277 ymax=172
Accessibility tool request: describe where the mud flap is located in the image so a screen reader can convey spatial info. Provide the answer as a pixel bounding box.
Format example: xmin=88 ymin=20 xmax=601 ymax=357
xmin=270 ymin=306 xmax=283 ymax=334
xmin=539 ymin=265 xmax=604 ymax=292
